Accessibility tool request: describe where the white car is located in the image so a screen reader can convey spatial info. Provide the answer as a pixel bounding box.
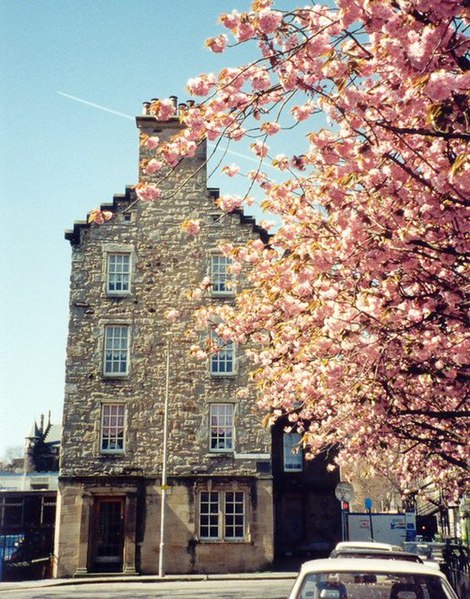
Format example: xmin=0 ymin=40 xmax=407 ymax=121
xmin=331 ymin=541 xmax=441 ymax=571
xmin=287 ymin=557 xmax=459 ymax=599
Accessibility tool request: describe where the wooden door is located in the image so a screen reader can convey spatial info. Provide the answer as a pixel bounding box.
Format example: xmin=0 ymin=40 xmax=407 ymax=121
xmin=276 ymin=493 xmax=304 ymax=558
xmin=89 ymin=497 xmax=124 ymax=572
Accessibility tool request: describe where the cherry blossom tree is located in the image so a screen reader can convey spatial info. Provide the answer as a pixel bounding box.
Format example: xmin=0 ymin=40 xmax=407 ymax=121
xmin=97 ymin=0 xmax=470 ymax=493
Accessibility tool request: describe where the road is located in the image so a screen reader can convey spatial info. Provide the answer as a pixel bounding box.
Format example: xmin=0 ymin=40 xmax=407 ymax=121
xmin=0 ymin=578 xmax=295 ymax=599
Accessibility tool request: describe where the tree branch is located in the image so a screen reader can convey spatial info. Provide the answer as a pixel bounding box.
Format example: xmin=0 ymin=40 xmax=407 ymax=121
xmin=377 ymin=121 xmax=470 ymax=141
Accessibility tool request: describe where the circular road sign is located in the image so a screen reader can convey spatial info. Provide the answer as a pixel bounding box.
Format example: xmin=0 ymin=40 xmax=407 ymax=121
xmin=335 ymin=481 xmax=355 ymax=503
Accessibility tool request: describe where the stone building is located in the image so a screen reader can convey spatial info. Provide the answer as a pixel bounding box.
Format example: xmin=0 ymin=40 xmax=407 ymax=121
xmin=54 ymin=104 xmax=276 ymax=577
xmin=54 ymin=101 xmax=341 ymax=577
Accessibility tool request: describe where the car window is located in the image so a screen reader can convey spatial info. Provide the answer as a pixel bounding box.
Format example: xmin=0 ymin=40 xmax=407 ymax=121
xmin=296 ymin=572 xmax=454 ymax=599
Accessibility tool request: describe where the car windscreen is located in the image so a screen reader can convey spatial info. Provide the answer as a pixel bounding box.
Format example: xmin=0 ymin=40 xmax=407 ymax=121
xmin=297 ymin=571 xmax=454 ymax=599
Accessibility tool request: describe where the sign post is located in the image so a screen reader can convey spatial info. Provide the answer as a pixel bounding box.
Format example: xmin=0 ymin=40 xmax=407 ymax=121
xmin=335 ymin=482 xmax=355 ymax=541
xmin=365 ymin=497 xmax=374 ymax=541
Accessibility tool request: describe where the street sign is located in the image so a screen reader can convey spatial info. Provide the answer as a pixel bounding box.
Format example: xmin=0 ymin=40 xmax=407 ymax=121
xmin=335 ymin=481 xmax=355 ymax=503
xmin=365 ymin=497 xmax=373 ymax=510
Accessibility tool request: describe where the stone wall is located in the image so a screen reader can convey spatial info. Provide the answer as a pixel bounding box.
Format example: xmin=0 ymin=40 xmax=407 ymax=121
xmin=61 ymin=116 xmax=270 ymax=479
xmin=55 ymin=474 xmax=274 ymax=576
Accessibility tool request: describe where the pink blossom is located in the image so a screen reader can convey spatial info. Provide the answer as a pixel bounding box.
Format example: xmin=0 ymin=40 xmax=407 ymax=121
xmin=188 ymin=288 xmax=204 ymax=301
xmin=186 ymin=74 xmax=216 ymax=96
xmin=250 ymin=68 xmax=271 ymax=91
xmin=250 ymin=141 xmax=269 ymax=157
xmin=166 ymin=309 xmax=180 ymax=322
xmin=135 ymin=183 xmax=161 ymax=202
xmin=219 ymin=10 xmax=241 ymax=31
xmin=180 ymin=219 xmax=201 ymax=236
xmin=367 ymin=2 xmax=394 ymax=22
xmin=190 ymin=345 xmax=208 ymax=360
xmin=261 ymin=121 xmax=281 ymax=135
xmin=425 ymin=70 xmax=460 ymax=101
xmin=222 ymin=163 xmax=241 ymax=177
xmin=216 ymin=194 xmax=244 ymax=212
xmin=236 ymin=21 xmax=256 ymax=42
xmin=406 ymin=308 xmax=423 ymax=322
xmin=205 ymin=34 xmax=228 ymax=53
xmin=260 ymin=220 xmax=276 ymax=231
xmin=257 ymin=9 xmax=282 ymax=34
xmin=218 ymin=66 xmax=244 ymax=89
xmin=145 ymin=135 xmax=160 ymax=150
xmin=255 ymin=0 xmax=274 ymax=8
xmin=201 ymin=276 xmax=211 ymax=289
xmin=306 ymin=33 xmax=331 ymax=57
xmin=229 ymin=261 xmax=242 ymax=275
xmin=272 ymin=154 xmax=289 ymax=170
xmin=248 ymin=170 xmax=268 ymax=184
xmin=88 ymin=209 xmax=113 ymax=224
xmin=176 ymin=137 xmax=197 ymax=157
xmin=148 ymin=99 xmax=176 ymax=120
xmin=292 ymin=103 xmax=313 ymax=122
xmin=227 ymin=125 xmax=246 ymax=141
xmin=145 ymin=159 xmax=163 ymax=175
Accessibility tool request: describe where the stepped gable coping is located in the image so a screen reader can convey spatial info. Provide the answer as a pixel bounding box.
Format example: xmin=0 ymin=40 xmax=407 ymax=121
xmin=65 ymin=186 xmax=135 ymax=246
xmin=207 ymin=188 xmax=272 ymax=245
xmin=66 ymin=187 xmax=271 ymax=247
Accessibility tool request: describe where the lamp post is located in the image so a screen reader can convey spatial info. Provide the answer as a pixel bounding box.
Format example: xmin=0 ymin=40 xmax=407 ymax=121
xmin=158 ymin=338 xmax=171 ymax=578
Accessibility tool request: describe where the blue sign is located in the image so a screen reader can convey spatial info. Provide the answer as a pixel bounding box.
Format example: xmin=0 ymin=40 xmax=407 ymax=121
xmin=365 ymin=498 xmax=373 ymax=510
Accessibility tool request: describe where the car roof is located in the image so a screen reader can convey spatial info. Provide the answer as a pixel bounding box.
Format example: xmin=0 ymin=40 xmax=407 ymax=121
xmin=335 ymin=541 xmax=402 ymax=551
xmin=300 ymin=557 xmax=447 ymax=578
xmin=331 ymin=549 xmax=422 ymax=561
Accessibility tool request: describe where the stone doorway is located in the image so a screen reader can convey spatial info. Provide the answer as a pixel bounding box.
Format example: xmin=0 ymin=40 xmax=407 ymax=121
xmin=89 ymin=497 xmax=125 ymax=573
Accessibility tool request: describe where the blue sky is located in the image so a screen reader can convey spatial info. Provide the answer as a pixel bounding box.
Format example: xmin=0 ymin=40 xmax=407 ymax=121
xmin=1 ymin=0 xmax=274 ymax=458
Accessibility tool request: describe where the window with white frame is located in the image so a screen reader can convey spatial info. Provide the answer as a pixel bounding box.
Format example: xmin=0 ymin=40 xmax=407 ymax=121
xmin=199 ymin=491 xmax=219 ymax=539
xmin=225 ymin=491 xmax=245 ymax=539
xmin=210 ymin=254 xmax=234 ymax=296
xmin=210 ymin=331 xmax=235 ymax=375
xmin=199 ymin=490 xmax=246 ymax=540
xmin=283 ymin=432 xmax=303 ymax=472
xmin=210 ymin=404 xmax=234 ymax=452
xmin=103 ymin=325 xmax=129 ymax=376
xmin=100 ymin=404 xmax=126 ymax=453
xmin=107 ymin=253 xmax=131 ymax=294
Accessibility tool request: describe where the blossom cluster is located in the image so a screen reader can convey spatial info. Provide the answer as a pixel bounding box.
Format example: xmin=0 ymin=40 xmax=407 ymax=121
xmin=136 ymin=0 xmax=469 ymax=495
xmin=88 ymin=209 xmax=113 ymax=224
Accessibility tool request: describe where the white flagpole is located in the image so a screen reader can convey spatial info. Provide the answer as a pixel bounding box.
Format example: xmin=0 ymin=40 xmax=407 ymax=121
xmin=158 ymin=338 xmax=171 ymax=577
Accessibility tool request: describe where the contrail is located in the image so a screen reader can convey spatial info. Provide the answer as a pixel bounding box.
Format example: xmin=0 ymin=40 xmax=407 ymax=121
xmin=57 ymin=91 xmax=135 ymax=120
xmin=57 ymin=91 xmax=269 ymax=167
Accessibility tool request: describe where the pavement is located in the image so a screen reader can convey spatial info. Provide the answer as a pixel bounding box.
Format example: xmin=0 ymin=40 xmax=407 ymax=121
xmin=0 ymin=571 xmax=298 ymax=593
